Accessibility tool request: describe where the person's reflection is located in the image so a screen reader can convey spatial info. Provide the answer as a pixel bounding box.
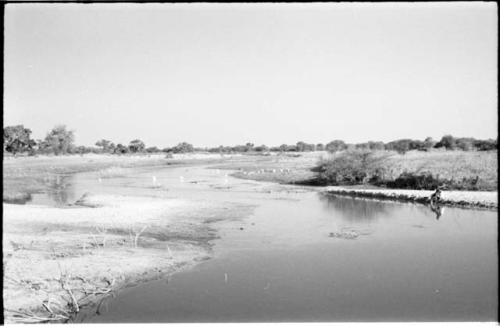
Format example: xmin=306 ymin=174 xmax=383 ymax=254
xmin=429 ymin=202 xmax=444 ymax=220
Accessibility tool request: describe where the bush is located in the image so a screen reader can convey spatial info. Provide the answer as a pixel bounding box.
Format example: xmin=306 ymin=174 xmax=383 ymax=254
xmin=316 ymin=150 xmax=390 ymax=185
xmin=385 ymin=172 xmax=487 ymax=191
xmin=385 ymin=139 xmax=412 ymax=154
xmin=171 ymin=142 xmax=194 ymax=153
xmin=128 ymin=139 xmax=146 ymax=153
xmin=386 ymin=172 xmax=441 ymax=190
xmin=114 ymin=144 xmax=129 ymax=154
xmin=435 ymin=135 xmax=456 ymax=150
xmin=325 ymin=140 xmax=347 ymax=153
xmin=474 ymin=139 xmax=497 ymax=151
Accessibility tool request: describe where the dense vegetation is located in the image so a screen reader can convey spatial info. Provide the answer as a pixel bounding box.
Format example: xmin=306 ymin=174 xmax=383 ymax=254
xmin=3 ymin=124 xmax=497 ymax=156
xmin=315 ymin=149 xmax=497 ymax=191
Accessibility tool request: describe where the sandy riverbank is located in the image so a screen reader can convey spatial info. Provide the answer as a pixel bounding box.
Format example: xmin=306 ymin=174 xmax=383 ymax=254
xmin=323 ymin=186 xmax=498 ymax=209
xmin=2 ymin=192 xmax=254 ymax=323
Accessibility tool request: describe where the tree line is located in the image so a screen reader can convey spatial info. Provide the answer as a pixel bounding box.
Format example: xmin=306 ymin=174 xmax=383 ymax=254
xmin=3 ymin=124 xmax=497 ymax=156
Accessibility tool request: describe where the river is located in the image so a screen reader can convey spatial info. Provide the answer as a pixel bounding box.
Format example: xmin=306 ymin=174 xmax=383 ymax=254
xmin=23 ymin=163 xmax=498 ymax=322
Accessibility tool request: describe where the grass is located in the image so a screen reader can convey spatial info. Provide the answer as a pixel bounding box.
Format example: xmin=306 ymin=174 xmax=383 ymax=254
xmin=316 ymin=150 xmax=497 ymax=191
xmin=213 ymin=152 xmax=323 ymax=184
xmin=384 ymin=150 xmax=497 ymax=183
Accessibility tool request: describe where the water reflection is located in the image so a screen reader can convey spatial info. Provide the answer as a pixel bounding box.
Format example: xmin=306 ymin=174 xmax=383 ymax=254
xmin=44 ymin=174 xmax=75 ymax=205
xmin=319 ymin=194 xmax=394 ymax=222
xmin=3 ymin=193 xmax=32 ymax=204
xmin=429 ymin=203 xmax=445 ymax=220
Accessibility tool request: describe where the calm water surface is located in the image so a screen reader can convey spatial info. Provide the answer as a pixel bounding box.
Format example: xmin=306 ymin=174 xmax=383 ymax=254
xmin=22 ymin=165 xmax=498 ymax=322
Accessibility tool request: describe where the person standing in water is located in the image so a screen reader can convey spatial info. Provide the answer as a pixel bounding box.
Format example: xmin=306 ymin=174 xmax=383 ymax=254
xmin=430 ymin=187 xmax=442 ymax=205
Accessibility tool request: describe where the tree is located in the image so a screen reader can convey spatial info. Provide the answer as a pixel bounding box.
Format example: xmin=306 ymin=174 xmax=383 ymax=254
xmin=435 ymin=135 xmax=456 ymax=150
xmin=296 ymin=141 xmax=307 ymax=152
xmin=3 ymin=125 xmax=34 ymax=155
xmin=456 ymin=138 xmax=475 ymax=151
xmin=146 ymin=146 xmax=160 ymax=153
xmin=368 ymin=141 xmax=385 ymax=151
xmin=44 ymin=125 xmax=74 ymax=155
xmin=128 ymin=139 xmax=146 ymax=153
xmin=114 ymin=143 xmax=129 ymax=154
xmin=254 ymin=144 xmax=269 ymax=152
xmin=95 ymin=139 xmax=113 ymax=153
xmin=296 ymin=141 xmax=315 ymax=152
xmin=385 ymin=139 xmax=411 ymax=154
xmin=474 ymin=138 xmax=497 ymax=151
xmin=316 ymin=143 xmax=325 ymax=151
xmin=279 ymin=144 xmax=288 ymax=152
xmin=325 ymin=140 xmax=347 ymax=153
xmin=355 ymin=142 xmax=370 ymax=150
xmin=409 ymin=140 xmax=426 ymax=151
xmin=423 ymin=137 xmax=436 ymax=151
xmin=171 ymin=142 xmax=194 ymax=153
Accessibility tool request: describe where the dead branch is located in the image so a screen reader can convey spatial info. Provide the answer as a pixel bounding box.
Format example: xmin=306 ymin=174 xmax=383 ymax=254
xmin=133 ymin=225 xmax=148 ymax=248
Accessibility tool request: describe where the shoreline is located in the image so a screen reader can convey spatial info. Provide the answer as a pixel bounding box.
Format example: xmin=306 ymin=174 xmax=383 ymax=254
xmin=322 ymin=186 xmax=498 ymax=210
xmin=3 ymin=153 xmax=497 ymax=323
xmin=2 ymin=192 xmax=254 ymax=323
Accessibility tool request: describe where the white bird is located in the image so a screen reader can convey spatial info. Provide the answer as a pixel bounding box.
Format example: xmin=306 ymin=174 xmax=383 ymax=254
xmin=152 ymin=176 xmax=157 ymax=185
xmin=98 ymin=177 xmax=102 ymax=183
xmin=180 ymin=176 xmax=184 ymax=183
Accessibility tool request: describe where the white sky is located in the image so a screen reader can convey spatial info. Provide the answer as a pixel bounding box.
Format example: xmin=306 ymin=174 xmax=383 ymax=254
xmin=4 ymin=3 xmax=498 ymax=148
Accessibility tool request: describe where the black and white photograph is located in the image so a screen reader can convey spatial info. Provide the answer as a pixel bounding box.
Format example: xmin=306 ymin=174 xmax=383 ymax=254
xmin=2 ymin=2 xmax=498 ymax=324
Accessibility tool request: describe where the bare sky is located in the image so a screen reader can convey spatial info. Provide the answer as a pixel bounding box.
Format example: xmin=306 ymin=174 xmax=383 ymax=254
xmin=4 ymin=3 xmax=498 ymax=148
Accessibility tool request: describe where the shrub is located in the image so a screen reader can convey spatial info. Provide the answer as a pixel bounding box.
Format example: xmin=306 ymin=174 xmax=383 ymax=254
xmin=316 ymin=150 xmax=390 ymax=185
xmin=171 ymin=142 xmax=194 ymax=153
xmin=325 ymin=140 xmax=347 ymax=153
xmin=474 ymin=139 xmax=497 ymax=151
xmin=435 ymin=135 xmax=456 ymax=150
xmin=385 ymin=139 xmax=412 ymax=154
xmin=128 ymin=139 xmax=146 ymax=153
xmin=386 ymin=172 xmax=442 ymax=190
xmin=114 ymin=143 xmax=129 ymax=154
xmin=385 ymin=172 xmax=488 ymax=191
xmin=254 ymin=144 xmax=269 ymax=152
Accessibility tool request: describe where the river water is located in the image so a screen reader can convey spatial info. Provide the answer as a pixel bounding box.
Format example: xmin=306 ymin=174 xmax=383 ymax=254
xmin=24 ymin=164 xmax=498 ymax=322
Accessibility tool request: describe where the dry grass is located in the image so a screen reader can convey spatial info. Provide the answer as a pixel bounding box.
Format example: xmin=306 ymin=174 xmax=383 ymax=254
xmin=215 ymin=152 xmax=325 ymax=184
xmin=384 ymin=150 xmax=497 ymax=184
xmin=318 ymin=150 xmax=497 ymax=191
xmin=219 ymin=150 xmax=497 ymax=191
